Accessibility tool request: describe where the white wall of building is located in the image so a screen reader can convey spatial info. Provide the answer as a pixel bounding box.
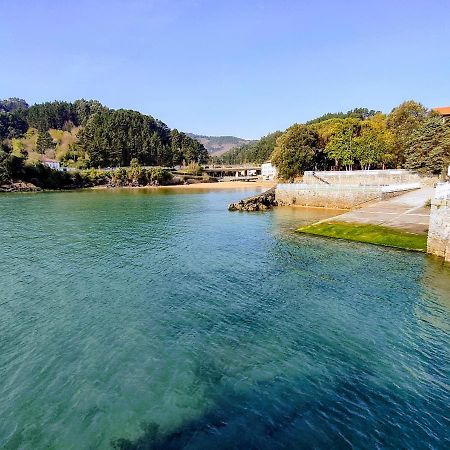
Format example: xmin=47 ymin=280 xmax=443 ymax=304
xmin=44 ymin=160 xmax=61 ymax=171
xmin=261 ymin=162 xmax=277 ymax=180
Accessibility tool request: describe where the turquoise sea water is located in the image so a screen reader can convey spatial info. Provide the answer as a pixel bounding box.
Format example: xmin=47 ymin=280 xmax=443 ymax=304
xmin=1 ymin=188 xmax=449 ymax=449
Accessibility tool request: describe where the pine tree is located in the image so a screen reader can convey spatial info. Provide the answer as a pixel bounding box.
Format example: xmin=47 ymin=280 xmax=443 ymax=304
xmin=36 ymin=130 xmax=55 ymax=154
xmin=405 ymin=116 xmax=450 ymax=174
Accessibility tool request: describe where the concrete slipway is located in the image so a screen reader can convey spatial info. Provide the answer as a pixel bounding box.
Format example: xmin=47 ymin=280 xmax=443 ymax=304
xmin=330 ymin=188 xmax=435 ymax=234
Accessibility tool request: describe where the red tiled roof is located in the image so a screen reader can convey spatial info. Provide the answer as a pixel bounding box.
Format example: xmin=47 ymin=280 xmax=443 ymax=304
xmin=433 ymin=106 xmax=450 ymax=115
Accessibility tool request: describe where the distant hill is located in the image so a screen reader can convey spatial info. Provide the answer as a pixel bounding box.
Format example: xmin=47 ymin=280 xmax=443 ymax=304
xmin=217 ymin=131 xmax=283 ymax=165
xmin=187 ymin=133 xmax=254 ymax=156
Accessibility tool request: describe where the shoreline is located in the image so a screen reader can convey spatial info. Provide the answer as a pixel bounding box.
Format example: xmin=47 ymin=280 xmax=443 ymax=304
xmin=91 ymin=180 xmax=276 ymax=190
xmin=1 ymin=180 xmax=276 ymax=194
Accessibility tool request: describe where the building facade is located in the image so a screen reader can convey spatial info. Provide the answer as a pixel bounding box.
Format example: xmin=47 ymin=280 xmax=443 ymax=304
xmin=43 ymin=159 xmax=61 ymax=171
xmin=261 ymin=162 xmax=277 ymax=180
xmin=432 ymin=106 xmax=450 ymax=123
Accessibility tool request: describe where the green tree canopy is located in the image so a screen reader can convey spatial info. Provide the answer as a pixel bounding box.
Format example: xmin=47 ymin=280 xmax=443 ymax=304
xmin=324 ymin=118 xmax=360 ymax=170
xmin=171 ymin=129 xmax=209 ymax=165
xmin=354 ymin=114 xmax=394 ymax=169
xmin=78 ymin=110 xmax=207 ymax=168
xmin=404 ymin=116 xmax=450 ymax=174
xmin=271 ymin=124 xmax=318 ymax=180
xmin=307 ymin=107 xmax=379 ymax=125
xmin=386 ymin=100 xmax=427 ymax=167
xmin=36 ymin=130 xmax=55 ymax=154
xmin=219 ymin=131 xmax=282 ymax=165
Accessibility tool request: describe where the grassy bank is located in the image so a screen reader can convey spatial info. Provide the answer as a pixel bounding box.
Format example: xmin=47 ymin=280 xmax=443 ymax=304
xmin=297 ymin=221 xmax=427 ymax=252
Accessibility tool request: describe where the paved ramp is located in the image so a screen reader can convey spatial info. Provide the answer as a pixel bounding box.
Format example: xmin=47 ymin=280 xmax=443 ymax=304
xmin=331 ymin=188 xmax=434 ymax=234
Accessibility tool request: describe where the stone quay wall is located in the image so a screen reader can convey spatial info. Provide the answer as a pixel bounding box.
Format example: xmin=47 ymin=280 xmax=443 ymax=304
xmin=275 ymin=183 xmax=420 ymax=209
xmin=427 ymin=183 xmax=450 ymax=261
xmin=275 ymin=184 xmax=382 ymax=209
xmin=303 ymin=169 xmax=420 ymax=186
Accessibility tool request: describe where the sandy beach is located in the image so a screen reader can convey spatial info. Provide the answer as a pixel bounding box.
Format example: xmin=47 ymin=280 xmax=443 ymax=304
xmin=91 ymin=181 xmax=276 ymax=191
xmin=162 ymin=180 xmax=276 ymax=189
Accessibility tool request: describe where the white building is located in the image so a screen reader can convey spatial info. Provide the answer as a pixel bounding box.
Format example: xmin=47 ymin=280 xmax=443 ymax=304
xmin=43 ymin=159 xmax=61 ymax=171
xmin=261 ymin=162 xmax=277 ymax=180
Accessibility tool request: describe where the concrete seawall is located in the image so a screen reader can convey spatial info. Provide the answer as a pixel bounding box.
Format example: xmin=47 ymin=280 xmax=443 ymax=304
xmin=303 ymin=169 xmax=420 ymax=186
xmin=427 ymin=183 xmax=450 ymax=261
xmin=275 ymin=183 xmax=420 ymax=209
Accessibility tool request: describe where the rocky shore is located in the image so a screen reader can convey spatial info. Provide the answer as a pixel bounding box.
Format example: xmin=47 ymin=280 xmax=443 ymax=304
xmin=228 ymin=187 xmax=277 ymax=211
xmin=0 ymin=182 xmax=42 ymax=193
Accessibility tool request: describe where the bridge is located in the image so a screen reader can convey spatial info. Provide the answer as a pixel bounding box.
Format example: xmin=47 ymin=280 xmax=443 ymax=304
xmin=203 ymin=165 xmax=261 ymax=179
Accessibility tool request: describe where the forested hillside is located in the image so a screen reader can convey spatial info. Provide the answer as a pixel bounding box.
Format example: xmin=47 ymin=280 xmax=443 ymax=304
xmin=2 ymin=97 xmax=449 ymax=187
xmin=217 ymin=132 xmax=282 ymax=164
xmin=219 ymin=102 xmax=450 ymax=180
xmin=0 ymin=98 xmax=208 ymax=169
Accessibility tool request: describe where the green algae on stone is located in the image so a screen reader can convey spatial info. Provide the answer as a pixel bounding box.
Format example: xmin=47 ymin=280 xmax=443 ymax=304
xmin=297 ymin=222 xmax=428 ymax=252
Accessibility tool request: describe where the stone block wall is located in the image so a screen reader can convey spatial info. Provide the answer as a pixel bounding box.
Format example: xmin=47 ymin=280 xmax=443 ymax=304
xmin=427 ymin=186 xmax=450 ymax=261
xmin=275 ymin=184 xmax=382 ymax=209
xmin=303 ymin=170 xmax=420 ymax=186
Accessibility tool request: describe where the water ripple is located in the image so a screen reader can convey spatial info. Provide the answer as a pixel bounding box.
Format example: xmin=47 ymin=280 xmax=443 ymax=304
xmin=0 ymin=189 xmax=449 ymax=449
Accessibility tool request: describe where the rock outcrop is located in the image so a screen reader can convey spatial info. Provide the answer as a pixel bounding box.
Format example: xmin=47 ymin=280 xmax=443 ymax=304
xmin=228 ymin=187 xmax=277 ymax=211
xmin=0 ymin=182 xmax=41 ymax=193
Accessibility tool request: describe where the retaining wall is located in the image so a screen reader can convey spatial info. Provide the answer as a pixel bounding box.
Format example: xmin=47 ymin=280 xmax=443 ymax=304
xmin=275 ymin=183 xmax=420 ymax=209
xmin=276 ymin=184 xmax=381 ymax=209
xmin=427 ymin=183 xmax=450 ymax=261
xmin=303 ymin=169 xmax=420 ymax=186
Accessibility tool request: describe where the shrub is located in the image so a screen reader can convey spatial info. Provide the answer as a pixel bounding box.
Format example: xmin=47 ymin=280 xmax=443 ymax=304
xmin=147 ymin=167 xmax=172 ymax=184
xmin=111 ymin=167 xmax=127 ymax=185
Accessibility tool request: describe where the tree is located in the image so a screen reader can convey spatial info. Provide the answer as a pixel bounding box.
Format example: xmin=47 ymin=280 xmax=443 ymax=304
xmin=325 ymin=119 xmax=360 ymax=170
xmin=28 ymin=101 xmax=78 ymax=131
xmin=73 ymin=99 xmax=109 ymax=125
xmin=354 ymin=114 xmax=394 ymax=169
xmin=307 ymin=107 xmax=379 ymax=125
xmin=0 ymin=141 xmax=25 ymax=184
xmin=128 ymin=158 xmax=146 ymax=183
xmin=0 ymin=143 xmax=12 ymax=184
xmin=271 ymin=124 xmax=318 ymax=180
xmin=0 ymin=110 xmax=28 ymax=140
xmin=36 ymin=130 xmax=55 ymax=154
xmin=171 ymin=129 xmax=208 ymax=165
xmin=404 ymin=116 xmax=450 ymax=174
xmin=386 ymin=100 xmax=427 ymax=167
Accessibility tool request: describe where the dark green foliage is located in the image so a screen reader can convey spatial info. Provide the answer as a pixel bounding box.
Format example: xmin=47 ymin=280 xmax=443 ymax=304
xmin=0 ymin=110 xmax=28 ymax=140
xmin=307 ymin=108 xmax=379 ymax=125
xmin=0 ymin=142 xmax=26 ymax=184
xmin=27 ymin=101 xmax=79 ymax=131
xmin=271 ymin=125 xmax=319 ymax=179
xmin=78 ymin=111 xmax=208 ymax=167
xmin=78 ymin=109 xmax=172 ymax=167
xmin=24 ymin=99 xmax=108 ymax=131
xmin=36 ymin=130 xmax=55 ymax=154
xmin=171 ymin=129 xmax=209 ymax=165
xmin=22 ymin=163 xmax=74 ymax=189
xmin=219 ymin=131 xmax=282 ymax=164
xmin=73 ymin=99 xmax=109 ymax=125
xmin=0 ymin=144 xmax=12 ymax=184
xmin=404 ymin=116 xmax=450 ymax=174
xmin=386 ymin=100 xmax=427 ymax=166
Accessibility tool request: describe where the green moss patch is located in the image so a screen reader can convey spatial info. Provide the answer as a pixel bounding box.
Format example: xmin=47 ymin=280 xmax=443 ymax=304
xmin=297 ymin=221 xmax=427 ymax=252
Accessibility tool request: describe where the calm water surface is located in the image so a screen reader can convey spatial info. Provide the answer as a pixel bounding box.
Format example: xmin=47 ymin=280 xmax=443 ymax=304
xmin=1 ymin=188 xmax=449 ymax=449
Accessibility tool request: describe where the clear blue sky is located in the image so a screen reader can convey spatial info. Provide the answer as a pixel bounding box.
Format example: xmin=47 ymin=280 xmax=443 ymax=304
xmin=1 ymin=0 xmax=449 ymax=138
